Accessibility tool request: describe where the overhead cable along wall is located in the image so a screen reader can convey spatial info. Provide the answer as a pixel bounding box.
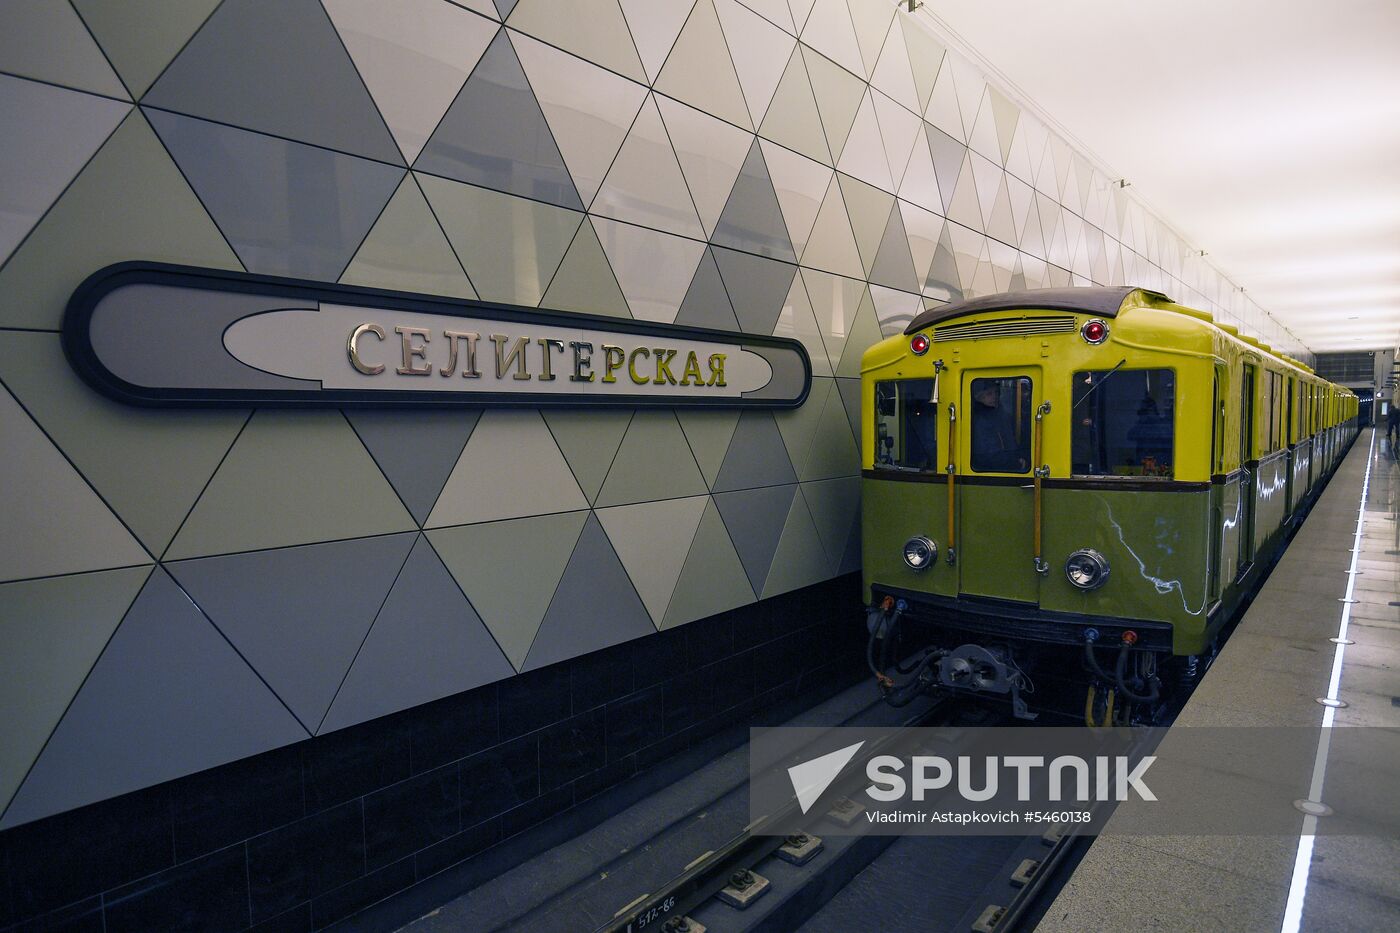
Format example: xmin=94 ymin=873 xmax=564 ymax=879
xmin=0 ymin=0 xmax=1308 ymax=832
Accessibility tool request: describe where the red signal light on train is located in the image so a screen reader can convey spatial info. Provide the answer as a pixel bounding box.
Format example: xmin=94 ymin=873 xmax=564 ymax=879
xmin=910 ymin=333 xmax=930 ymax=355
xmin=1081 ymin=320 xmax=1109 ymax=344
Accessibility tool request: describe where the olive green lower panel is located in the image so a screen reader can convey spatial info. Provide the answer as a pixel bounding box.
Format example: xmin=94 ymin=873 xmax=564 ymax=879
xmin=864 ymin=477 xmax=1214 ymax=655
xmin=1039 ymin=488 xmax=1212 ymax=655
xmin=861 ymin=477 xmax=957 ymax=603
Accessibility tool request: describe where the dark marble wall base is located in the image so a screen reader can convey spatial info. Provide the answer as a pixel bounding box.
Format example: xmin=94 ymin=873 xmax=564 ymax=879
xmin=0 ymin=574 xmax=866 ymax=932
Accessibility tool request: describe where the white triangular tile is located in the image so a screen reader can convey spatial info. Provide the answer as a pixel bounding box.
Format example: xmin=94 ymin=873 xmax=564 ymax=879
xmin=325 ymin=0 xmax=496 ymax=164
xmin=760 ymin=139 xmax=831 ymax=260
xmin=512 ymin=31 xmax=648 ymax=207
xmin=655 ymin=94 xmax=752 ymax=239
xmin=593 ymin=216 xmax=705 ymax=324
xmin=592 ymin=94 xmax=705 ymax=240
xmin=714 ymin=0 xmax=794 ymax=126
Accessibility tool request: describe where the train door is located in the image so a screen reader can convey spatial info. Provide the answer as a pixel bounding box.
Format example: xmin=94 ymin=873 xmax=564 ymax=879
xmin=1238 ymin=364 xmax=1257 ymax=575
xmin=956 ymin=369 xmax=1039 ymax=603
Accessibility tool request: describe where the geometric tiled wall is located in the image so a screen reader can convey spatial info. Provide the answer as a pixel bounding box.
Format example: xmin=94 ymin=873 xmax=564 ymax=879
xmin=0 ymin=0 xmax=1307 ymax=829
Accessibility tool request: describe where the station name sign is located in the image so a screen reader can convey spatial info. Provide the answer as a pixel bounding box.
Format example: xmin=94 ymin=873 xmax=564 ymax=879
xmin=62 ymin=264 xmax=810 ymax=408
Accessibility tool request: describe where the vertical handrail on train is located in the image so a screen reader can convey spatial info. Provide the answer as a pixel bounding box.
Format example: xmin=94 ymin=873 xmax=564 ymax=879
xmin=946 ymin=402 xmax=957 ymax=564
xmin=1033 ymin=401 xmax=1051 ymax=574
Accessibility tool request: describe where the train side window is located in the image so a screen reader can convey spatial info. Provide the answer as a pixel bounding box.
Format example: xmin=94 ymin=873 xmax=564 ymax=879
xmin=874 ymin=378 xmax=938 ymax=472
xmin=1071 ymin=368 xmax=1175 ymax=478
xmin=969 ymin=377 xmax=1031 ymax=473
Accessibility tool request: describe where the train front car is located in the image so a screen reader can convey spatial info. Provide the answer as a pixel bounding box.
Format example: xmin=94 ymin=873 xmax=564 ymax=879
xmin=861 ymin=287 xmax=1227 ymax=723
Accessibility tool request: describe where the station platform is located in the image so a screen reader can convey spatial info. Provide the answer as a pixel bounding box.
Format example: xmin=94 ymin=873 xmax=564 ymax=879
xmin=1042 ymin=427 xmax=1400 ymax=933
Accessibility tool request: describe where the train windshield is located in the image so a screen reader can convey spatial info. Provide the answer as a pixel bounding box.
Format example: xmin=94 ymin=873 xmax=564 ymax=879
xmin=1071 ymin=368 xmax=1175 ymax=478
xmin=874 ymin=378 xmax=938 ymax=471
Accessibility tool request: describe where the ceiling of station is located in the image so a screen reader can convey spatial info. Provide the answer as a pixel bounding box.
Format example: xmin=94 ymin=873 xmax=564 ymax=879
xmin=922 ymin=0 xmax=1400 ymax=352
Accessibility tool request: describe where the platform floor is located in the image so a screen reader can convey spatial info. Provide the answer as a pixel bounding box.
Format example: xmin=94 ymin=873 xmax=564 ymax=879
xmin=1042 ymin=428 xmax=1400 ymax=933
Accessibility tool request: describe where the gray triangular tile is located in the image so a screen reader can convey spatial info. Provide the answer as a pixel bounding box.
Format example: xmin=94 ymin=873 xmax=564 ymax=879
xmin=760 ymin=486 xmax=828 ymax=597
xmin=0 ymin=111 xmax=241 ymax=331
xmin=166 ymin=410 xmax=416 ymax=560
xmin=675 ymin=247 xmax=741 ymax=331
xmin=0 ymin=74 xmax=129 ymax=267
xmin=712 ymin=410 xmax=797 ymax=491
xmin=143 ymin=0 xmax=400 ymax=163
xmin=168 ymin=533 xmax=417 ymax=730
xmin=147 ymin=109 xmax=404 ymax=281
xmin=320 ymin=535 xmax=515 ymax=732
xmin=595 ymin=411 xmax=709 ymax=508
xmin=660 ymin=498 xmax=754 ymax=629
xmin=712 ymin=246 xmax=797 ymax=335
xmin=0 ymin=383 xmax=150 ymax=584
xmin=0 ymin=566 xmax=152 ymax=817
xmin=834 ymin=376 xmax=861 ymax=439
xmin=868 ymin=202 xmax=918 ymax=292
xmin=711 ymin=139 xmax=797 ymax=261
xmin=713 ymin=483 xmax=796 ymax=593
xmin=0 ymin=0 xmax=127 ymax=98
xmin=0 ymin=331 xmax=248 ymax=556
xmin=345 ymin=410 xmax=481 ymax=525
xmin=522 ymin=514 xmax=655 ymax=670
xmin=415 ymin=29 xmax=582 ymax=210
xmin=72 ymin=0 xmax=221 ymax=98
xmin=429 ymin=510 xmax=588 ymax=669
xmin=0 ymin=569 xmax=309 ymax=829
xmin=925 ymin=123 xmax=965 ymax=214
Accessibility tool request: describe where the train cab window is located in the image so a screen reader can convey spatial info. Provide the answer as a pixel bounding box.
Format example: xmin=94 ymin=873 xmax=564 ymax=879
xmin=1071 ymin=368 xmax=1175 ymax=478
xmin=969 ymin=377 xmax=1031 ymax=473
xmin=874 ymin=379 xmax=938 ymax=471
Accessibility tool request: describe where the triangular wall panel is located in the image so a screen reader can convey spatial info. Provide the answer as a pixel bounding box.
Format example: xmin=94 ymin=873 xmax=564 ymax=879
xmin=757 ymin=45 xmax=830 ymax=164
xmin=594 ymin=217 xmax=706 ymax=324
xmin=166 ymin=411 xmax=416 ymax=560
xmin=0 ymin=331 xmax=247 ymax=556
xmin=712 ymin=246 xmax=798 ymax=335
xmin=619 ymin=0 xmax=697 ymax=81
xmin=1 ymin=570 xmax=309 ymax=829
xmin=0 ymin=566 xmax=151 ymax=819
xmin=598 ymin=495 xmax=708 ymax=624
xmin=508 ymin=0 xmax=648 ymax=84
xmin=713 ymin=483 xmax=797 ymax=594
xmin=418 ymin=173 xmax=583 ymax=306
xmin=0 ymin=111 xmax=241 ymax=331
xmin=0 ymin=384 xmax=150 ymax=584
xmin=429 ymin=510 xmax=589 ymax=670
xmin=661 ymin=498 xmax=754 ymax=628
xmin=0 ymin=74 xmax=129 ymax=267
xmin=592 ymin=95 xmax=706 ymax=240
xmin=144 ymin=0 xmax=401 ymax=163
xmin=0 ymin=0 xmax=128 ymax=98
xmin=711 ymin=141 xmax=797 ymax=261
xmin=345 ymin=408 xmax=481 ymax=525
xmin=655 ymin=95 xmax=753 ymax=239
xmin=428 ymin=409 xmax=588 ymax=527
xmin=320 ymin=536 xmax=516 ymax=732
xmin=167 ymin=533 xmax=418 ymax=731
xmin=522 ymin=514 xmax=656 ymax=670
xmin=513 ymin=30 xmax=649 ymax=207
xmin=339 ymin=175 xmax=477 ymax=299
xmin=674 ymin=247 xmax=742 ymax=331
xmin=595 ymin=411 xmax=709 ymax=507
xmin=148 ymin=109 xmax=405 ymax=281
xmin=325 ymin=0 xmax=497 ymax=164
xmin=415 ymin=29 xmax=583 ymax=210
xmin=655 ymin=0 xmax=752 ymax=131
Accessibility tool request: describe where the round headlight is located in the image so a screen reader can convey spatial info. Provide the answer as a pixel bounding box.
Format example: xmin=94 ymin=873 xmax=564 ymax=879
xmin=903 ymin=536 xmax=937 ymax=571
xmin=1065 ymin=548 xmax=1110 ymax=590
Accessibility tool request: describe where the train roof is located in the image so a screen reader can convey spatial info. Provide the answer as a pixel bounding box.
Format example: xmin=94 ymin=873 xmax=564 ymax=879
xmin=903 ymin=286 xmax=1166 ymax=334
xmin=903 ymin=286 xmax=1336 ymax=384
